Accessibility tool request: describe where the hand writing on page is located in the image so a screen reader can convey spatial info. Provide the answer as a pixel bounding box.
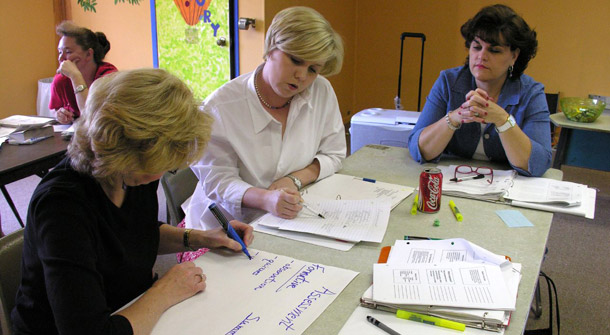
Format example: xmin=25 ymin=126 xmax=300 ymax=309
xmin=56 ymin=107 xmax=74 ymax=124
xmin=264 ymin=189 xmax=302 ymax=219
xmin=191 ymin=221 xmax=254 ymax=251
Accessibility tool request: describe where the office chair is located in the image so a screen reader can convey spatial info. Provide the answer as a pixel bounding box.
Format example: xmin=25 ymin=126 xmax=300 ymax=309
xmin=0 ymin=228 xmax=24 ymax=335
xmin=545 ymin=92 xmax=560 ymax=146
xmin=160 ymin=168 xmax=198 ymax=226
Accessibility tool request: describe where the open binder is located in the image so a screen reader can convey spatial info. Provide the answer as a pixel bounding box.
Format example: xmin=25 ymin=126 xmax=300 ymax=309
xmin=360 ymin=285 xmax=509 ymax=332
xmin=362 ymin=239 xmax=521 ymax=332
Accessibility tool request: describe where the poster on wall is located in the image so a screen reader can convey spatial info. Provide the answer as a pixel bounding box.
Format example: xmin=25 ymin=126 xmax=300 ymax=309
xmin=151 ymin=0 xmax=233 ymax=100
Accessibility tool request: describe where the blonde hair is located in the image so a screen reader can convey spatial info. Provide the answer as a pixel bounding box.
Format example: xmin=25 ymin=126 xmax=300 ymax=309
xmin=68 ymin=68 xmax=212 ymax=185
xmin=264 ymin=6 xmax=344 ymax=76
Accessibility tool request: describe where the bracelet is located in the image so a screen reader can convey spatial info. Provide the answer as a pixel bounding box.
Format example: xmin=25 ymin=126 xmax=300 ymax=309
xmin=183 ymin=229 xmax=197 ymax=251
xmin=445 ymin=114 xmax=461 ymax=131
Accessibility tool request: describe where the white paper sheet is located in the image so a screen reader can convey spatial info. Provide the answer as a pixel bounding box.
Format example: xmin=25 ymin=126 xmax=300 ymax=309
xmin=256 ymin=199 xmax=391 ymax=243
xmin=302 ymin=173 xmax=414 ymax=209
xmin=388 ymin=238 xmax=509 ymax=267
xmin=373 ymin=261 xmax=515 ymax=310
xmin=250 ymin=221 xmax=356 ymax=251
xmin=150 ymin=249 xmax=358 ymax=335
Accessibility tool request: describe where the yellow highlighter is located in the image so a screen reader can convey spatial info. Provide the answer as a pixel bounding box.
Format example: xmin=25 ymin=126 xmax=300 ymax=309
xmin=411 ymin=194 xmax=418 ymax=215
xmin=396 ymin=309 xmax=466 ymax=332
xmin=449 ymin=200 xmax=463 ymax=222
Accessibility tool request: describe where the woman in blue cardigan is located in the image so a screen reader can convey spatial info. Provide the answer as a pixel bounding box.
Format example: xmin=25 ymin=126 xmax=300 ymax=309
xmin=408 ymin=4 xmax=551 ymax=177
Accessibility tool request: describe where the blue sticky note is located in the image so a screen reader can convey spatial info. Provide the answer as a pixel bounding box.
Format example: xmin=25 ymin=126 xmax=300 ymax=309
xmin=496 ymin=210 xmax=534 ymax=228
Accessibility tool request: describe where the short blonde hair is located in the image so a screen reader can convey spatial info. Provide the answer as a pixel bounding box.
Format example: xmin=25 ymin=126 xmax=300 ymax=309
xmin=264 ymin=6 xmax=344 ymax=76
xmin=69 ymin=68 xmax=212 ymax=184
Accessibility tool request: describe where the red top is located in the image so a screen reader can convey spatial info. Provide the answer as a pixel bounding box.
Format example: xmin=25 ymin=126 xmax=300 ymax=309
xmin=48 ymin=62 xmax=118 ymax=119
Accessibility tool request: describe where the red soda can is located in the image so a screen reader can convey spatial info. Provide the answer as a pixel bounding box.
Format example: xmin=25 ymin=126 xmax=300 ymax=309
xmin=418 ymin=168 xmax=443 ymax=213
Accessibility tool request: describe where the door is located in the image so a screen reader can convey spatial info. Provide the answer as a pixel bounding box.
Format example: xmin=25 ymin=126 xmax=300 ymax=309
xmin=151 ymin=0 xmax=236 ymax=100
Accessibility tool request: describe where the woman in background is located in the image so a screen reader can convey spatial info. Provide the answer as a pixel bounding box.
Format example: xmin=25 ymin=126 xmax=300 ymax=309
xmin=185 ymin=6 xmax=346 ymax=232
xmin=50 ymin=21 xmax=117 ymax=124
xmin=12 ymin=68 xmax=253 ymax=334
xmin=408 ymin=4 xmax=551 ymax=177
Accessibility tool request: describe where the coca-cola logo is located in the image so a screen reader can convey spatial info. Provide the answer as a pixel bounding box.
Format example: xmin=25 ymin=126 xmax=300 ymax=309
xmin=426 ymin=176 xmax=441 ymax=210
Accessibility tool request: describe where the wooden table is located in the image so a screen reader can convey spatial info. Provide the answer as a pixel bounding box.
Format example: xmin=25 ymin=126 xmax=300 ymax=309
xmin=551 ymin=113 xmax=610 ymax=169
xmin=249 ymin=145 xmax=560 ymax=334
xmin=0 ymin=133 xmax=68 ymax=227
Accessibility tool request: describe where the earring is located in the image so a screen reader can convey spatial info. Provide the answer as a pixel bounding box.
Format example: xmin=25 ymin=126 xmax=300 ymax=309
xmin=508 ymin=65 xmax=514 ymax=78
xmin=122 ymin=180 xmax=128 ymax=190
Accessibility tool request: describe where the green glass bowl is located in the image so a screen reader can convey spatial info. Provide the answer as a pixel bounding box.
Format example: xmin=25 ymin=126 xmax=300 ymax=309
xmin=559 ymin=97 xmax=606 ymax=123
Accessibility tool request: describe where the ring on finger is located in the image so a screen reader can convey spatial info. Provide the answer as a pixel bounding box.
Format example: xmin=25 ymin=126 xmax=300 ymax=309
xmin=196 ymin=273 xmax=204 ymax=282
xmin=474 ymin=112 xmax=479 ymax=117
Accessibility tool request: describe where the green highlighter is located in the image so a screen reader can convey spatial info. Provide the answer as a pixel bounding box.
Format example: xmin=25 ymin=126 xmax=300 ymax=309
xmin=396 ymin=309 xmax=466 ymax=332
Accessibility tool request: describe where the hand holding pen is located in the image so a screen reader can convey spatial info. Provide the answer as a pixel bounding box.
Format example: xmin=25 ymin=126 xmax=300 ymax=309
xmin=208 ymin=203 xmax=253 ymax=259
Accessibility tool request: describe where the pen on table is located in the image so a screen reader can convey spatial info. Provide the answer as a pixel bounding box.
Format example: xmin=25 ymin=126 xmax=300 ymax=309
xmin=367 ymin=315 xmax=401 ymax=335
xmin=404 ymin=236 xmax=442 ymax=240
xmin=354 ymin=176 xmax=376 ymax=183
xmin=410 ymin=194 xmax=418 ymax=215
xmin=208 ymin=203 xmax=252 ymax=260
xmin=448 ymin=200 xmax=463 ymax=222
xmin=396 ymin=309 xmax=465 ymax=332
xmin=449 ymin=174 xmax=484 ymax=182
xmin=301 ymin=201 xmax=326 ymax=219
xmin=8 ymin=135 xmax=52 ymax=145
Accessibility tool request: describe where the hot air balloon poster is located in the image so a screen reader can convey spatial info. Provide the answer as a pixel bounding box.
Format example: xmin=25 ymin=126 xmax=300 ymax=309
xmin=153 ymin=0 xmax=231 ymax=100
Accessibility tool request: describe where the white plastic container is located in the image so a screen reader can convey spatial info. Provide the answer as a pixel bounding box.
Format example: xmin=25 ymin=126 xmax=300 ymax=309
xmin=349 ymin=108 xmax=420 ymax=155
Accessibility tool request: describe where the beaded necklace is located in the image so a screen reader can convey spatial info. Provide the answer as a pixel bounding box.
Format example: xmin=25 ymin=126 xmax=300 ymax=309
xmin=254 ymin=67 xmax=293 ymax=110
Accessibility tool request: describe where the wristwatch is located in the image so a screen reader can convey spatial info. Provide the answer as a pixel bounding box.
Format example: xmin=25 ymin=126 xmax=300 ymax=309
xmin=496 ymin=115 xmax=516 ymax=133
xmin=74 ymin=84 xmax=87 ymax=94
xmin=286 ymin=174 xmax=302 ymax=190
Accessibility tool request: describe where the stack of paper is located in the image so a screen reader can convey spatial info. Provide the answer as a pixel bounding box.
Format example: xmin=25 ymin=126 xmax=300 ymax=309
xmin=437 ymin=165 xmax=597 ymax=219
xmin=251 ymin=174 xmax=414 ymax=251
xmin=362 ymin=238 xmax=521 ymax=332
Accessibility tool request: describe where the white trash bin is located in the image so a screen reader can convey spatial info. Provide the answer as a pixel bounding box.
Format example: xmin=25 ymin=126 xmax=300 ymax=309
xmin=37 ymin=77 xmax=54 ymax=117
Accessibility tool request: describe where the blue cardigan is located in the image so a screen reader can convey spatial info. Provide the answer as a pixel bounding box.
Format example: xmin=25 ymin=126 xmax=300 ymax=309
xmin=408 ymin=66 xmax=552 ymax=177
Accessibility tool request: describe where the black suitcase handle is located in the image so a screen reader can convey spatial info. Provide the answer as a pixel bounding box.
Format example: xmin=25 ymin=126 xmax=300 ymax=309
xmin=396 ymin=32 xmax=426 ymax=111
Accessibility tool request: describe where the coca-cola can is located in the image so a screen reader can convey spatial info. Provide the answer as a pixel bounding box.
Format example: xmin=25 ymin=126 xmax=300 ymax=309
xmin=418 ymin=168 xmax=442 ymax=213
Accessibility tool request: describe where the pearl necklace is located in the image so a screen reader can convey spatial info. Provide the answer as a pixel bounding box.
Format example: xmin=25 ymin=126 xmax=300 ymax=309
xmin=254 ymin=67 xmax=292 ymax=110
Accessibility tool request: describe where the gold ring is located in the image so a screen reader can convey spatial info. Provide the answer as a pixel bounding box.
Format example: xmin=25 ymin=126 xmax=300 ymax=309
xmin=196 ymin=273 xmax=204 ymax=282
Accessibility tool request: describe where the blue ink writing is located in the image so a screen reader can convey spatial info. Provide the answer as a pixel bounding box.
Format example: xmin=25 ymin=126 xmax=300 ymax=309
xmin=276 ymin=264 xmax=326 ymax=292
xmin=254 ymin=260 xmax=294 ymax=291
xmin=252 ymin=256 xmax=278 ymax=276
xmin=225 ymin=312 xmax=261 ymax=335
xmin=277 ymin=286 xmax=336 ymax=331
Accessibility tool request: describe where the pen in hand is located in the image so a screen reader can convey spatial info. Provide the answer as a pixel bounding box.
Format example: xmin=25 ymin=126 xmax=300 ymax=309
xmin=301 ymin=201 xmax=326 ymax=219
xmin=367 ymin=315 xmax=401 ymax=335
xmin=208 ymin=203 xmax=252 ymax=260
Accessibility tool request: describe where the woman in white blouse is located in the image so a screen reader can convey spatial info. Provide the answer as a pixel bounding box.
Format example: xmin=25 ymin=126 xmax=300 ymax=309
xmin=185 ymin=6 xmax=346 ymax=231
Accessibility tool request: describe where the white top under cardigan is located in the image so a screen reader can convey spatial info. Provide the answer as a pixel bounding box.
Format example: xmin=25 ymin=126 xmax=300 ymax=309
xmin=185 ymin=69 xmax=347 ymax=230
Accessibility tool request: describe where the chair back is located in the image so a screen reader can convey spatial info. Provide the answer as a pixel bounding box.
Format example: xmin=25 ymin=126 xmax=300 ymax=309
xmin=160 ymin=168 xmax=198 ymax=226
xmin=0 ymin=229 xmax=24 ymax=335
xmin=545 ymin=92 xmax=560 ymax=147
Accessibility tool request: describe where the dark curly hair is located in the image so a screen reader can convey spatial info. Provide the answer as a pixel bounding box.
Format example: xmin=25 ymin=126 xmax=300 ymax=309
xmin=460 ymin=4 xmax=537 ymax=79
xmin=56 ymin=21 xmax=111 ymax=65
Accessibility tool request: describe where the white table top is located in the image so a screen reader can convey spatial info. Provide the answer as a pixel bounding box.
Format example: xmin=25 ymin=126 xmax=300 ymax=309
xmin=250 ymin=145 xmax=560 ymax=334
xmin=551 ymin=112 xmax=610 ymax=132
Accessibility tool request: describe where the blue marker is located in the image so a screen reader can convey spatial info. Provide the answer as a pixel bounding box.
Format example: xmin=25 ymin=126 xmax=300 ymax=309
xmin=354 ymin=176 xmax=376 ymax=183
xmin=208 ymin=203 xmax=252 ymax=260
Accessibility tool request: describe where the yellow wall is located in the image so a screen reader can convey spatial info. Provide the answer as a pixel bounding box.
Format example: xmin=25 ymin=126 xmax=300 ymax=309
xmin=0 ymin=1 xmax=57 ymax=119
xmin=2 ymin=1 xmax=609 ymax=122
xmin=265 ymin=0 xmax=357 ymax=123
xmin=69 ymin=0 xmax=153 ymax=70
xmin=351 ymin=0 xmax=610 ymax=114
